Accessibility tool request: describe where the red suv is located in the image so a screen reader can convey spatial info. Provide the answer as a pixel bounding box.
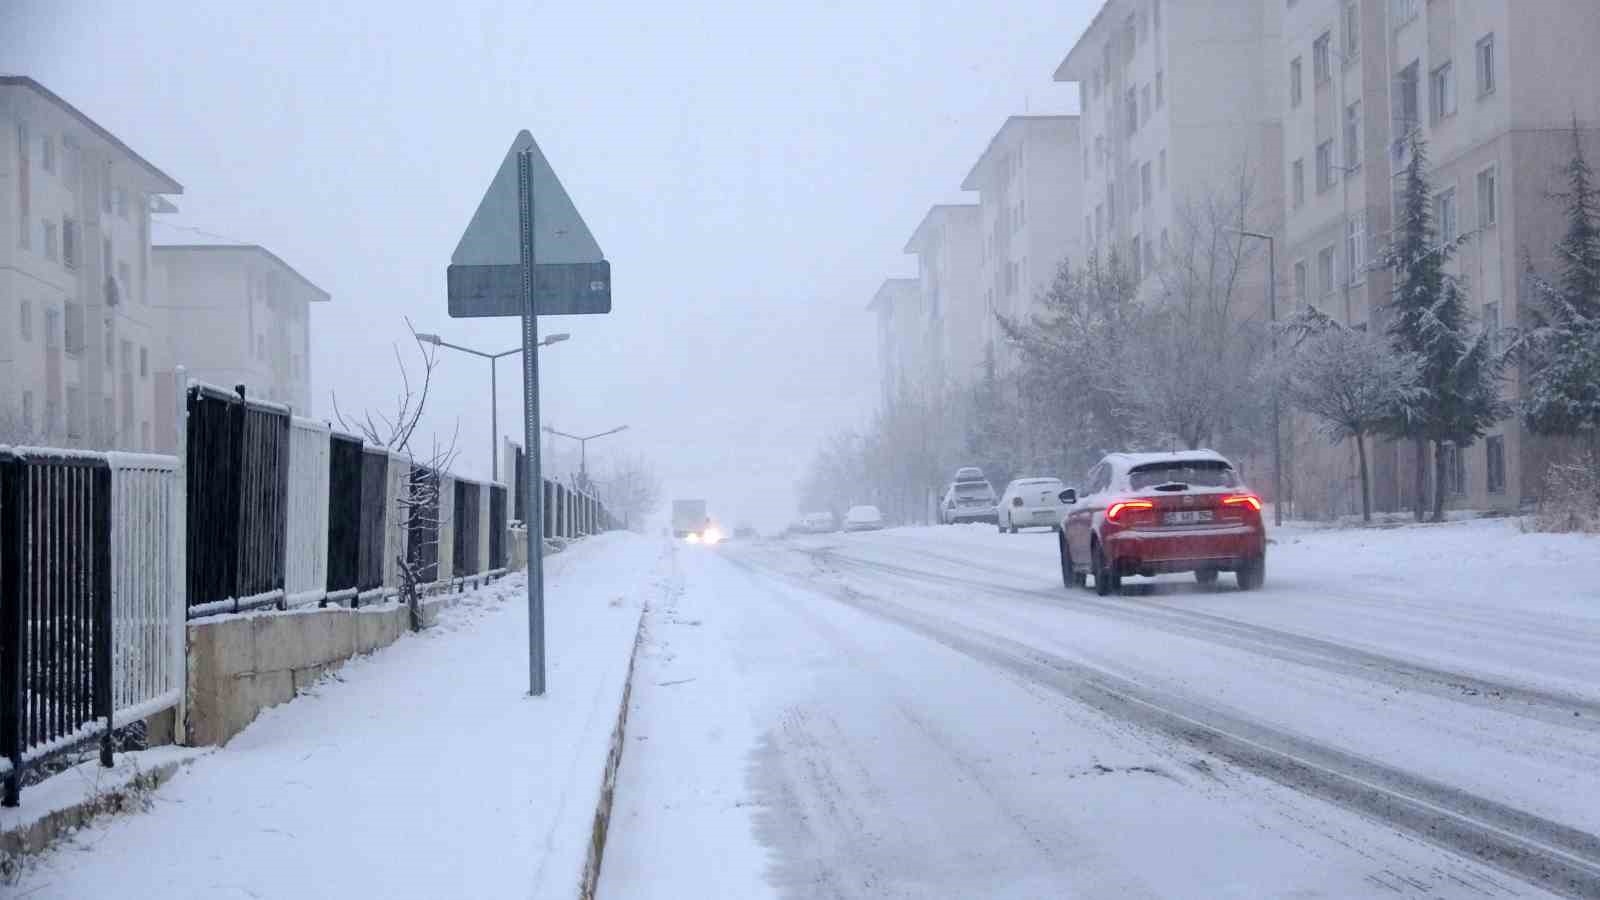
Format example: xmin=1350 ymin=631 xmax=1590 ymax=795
xmin=1058 ymin=451 xmax=1266 ymax=594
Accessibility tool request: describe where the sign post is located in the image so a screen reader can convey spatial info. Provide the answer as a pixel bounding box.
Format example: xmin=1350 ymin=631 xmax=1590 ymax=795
xmin=449 ymin=131 xmax=611 ymax=696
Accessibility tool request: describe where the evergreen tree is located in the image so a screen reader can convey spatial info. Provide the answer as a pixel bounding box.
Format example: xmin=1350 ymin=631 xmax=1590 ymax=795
xmin=1525 ymin=121 xmax=1600 ymax=449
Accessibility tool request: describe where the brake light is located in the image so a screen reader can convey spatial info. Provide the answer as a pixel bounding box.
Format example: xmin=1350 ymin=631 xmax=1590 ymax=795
xmin=1222 ymin=494 xmax=1263 ymax=512
xmin=1106 ymin=500 xmax=1155 ymax=522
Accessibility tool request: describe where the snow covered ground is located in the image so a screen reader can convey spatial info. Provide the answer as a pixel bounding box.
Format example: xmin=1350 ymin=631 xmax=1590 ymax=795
xmin=9 ymin=532 xmax=669 ymax=900
xmin=601 ymin=519 xmax=1600 ymax=899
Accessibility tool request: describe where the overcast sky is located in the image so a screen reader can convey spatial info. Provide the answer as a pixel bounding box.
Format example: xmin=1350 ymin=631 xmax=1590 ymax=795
xmin=3 ymin=0 xmax=1092 ymax=532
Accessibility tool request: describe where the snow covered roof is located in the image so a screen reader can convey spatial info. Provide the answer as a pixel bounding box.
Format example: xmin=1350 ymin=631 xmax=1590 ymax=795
xmin=154 ymin=244 xmax=331 ymax=302
xmin=867 ymin=277 xmax=918 ymax=312
xmin=1103 ymin=449 xmax=1232 ymax=471
xmin=960 ymin=116 xmax=1078 ymax=192
xmin=0 ymin=76 xmax=183 ymax=194
xmin=903 ymin=203 xmax=979 ymax=255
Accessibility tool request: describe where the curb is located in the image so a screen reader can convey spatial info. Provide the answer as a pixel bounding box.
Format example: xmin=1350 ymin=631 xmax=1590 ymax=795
xmin=0 ymin=750 xmax=207 ymax=860
xmin=578 ymin=603 xmax=648 ymax=900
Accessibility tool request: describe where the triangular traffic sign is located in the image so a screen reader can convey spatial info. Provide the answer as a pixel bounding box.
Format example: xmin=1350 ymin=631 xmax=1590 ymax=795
xmin=451 ymin=130 xmax=605 ymax=266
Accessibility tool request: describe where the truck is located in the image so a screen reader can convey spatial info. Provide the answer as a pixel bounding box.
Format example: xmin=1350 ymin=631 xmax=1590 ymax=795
xmin=671 ymin=499 xmax=709 ymax=540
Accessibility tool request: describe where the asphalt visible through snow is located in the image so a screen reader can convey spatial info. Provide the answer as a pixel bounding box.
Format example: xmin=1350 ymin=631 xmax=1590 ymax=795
xmin=600 ymin=521 xmax=1600 ymax=899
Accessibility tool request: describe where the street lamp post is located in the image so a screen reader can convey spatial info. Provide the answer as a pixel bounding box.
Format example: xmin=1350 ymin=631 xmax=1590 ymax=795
xmin=542 ymin=424 xmax=628 ymax=492
xmin=415 ymin=331 xmax=569 ymax=481
xmin=1226 ymin=228 xmax=1284 ymax=527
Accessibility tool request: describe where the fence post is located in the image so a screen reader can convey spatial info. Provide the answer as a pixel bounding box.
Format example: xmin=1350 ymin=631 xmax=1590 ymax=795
xmin=1 ymin=453 xmax=22 ymax=806
xmin=172 ymin=367 xmax=188 ymax=744
xmin=94 ymin=464 xmax=114 ymax=768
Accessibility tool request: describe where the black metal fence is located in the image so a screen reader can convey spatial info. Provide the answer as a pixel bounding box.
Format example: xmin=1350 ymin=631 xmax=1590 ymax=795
xmin=357 ymin=448 xmax=388 ymax=594
xmin=326 ymin=433 xmax=363 ymax=597
xmin=405 ymin=467 xmax=440 ymax=585
xmin=1 ymin=449 xmax=114 ymax=806
xmin=185 ymin=385 xmax=288 ymax=616
xmin=512 ymin=445 xmax=527 ymax=522
xmin=489 ymin=485 xmax=507 ymax=570
xmin=454 ymin=480 xmax=481 ymax=577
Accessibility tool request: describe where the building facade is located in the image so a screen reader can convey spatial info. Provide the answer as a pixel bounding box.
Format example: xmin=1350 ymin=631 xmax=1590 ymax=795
xmin=961 ymin=115 xmax=1083 ymax=373
xmin=153 ymin=245 xmax=328 ymax=417
xmin=1282 ymin=0 xmax=1600 ymax=516
xmin=0 ymin=76 xmax=183 ymax=450
xmin=902 ymin=204 xmax=982 ymax=391
xmin=867 ymin=277 xmax=922 ymax=407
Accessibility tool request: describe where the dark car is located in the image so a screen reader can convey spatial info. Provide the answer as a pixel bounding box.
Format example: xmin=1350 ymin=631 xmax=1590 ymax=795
xmin=1058 ymin=450 xmax=1266 ymax=594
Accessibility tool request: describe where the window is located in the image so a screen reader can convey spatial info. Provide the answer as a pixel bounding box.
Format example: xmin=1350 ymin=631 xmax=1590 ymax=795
xmin=1141 ymin=84 xmax=1152 ymax=125
xmin=1392 ymin=0 xmax=1417 ymax=27
xmin=121 ymin=339 xmax=132 ymax=373
xmin=1159 ymin=149 xmax=1167 ymax=188
xmin=1153 ymin=0 xmax=1161 ymax=33
xmin=1442 ymin=443 xmax=1467 ymax=496
xmin=103 ymin=236 xmax=112 ymax=279
xmin=140 ymin=345 xmax=149 ymax=378
xmin=1485 ymin=435 xmax=1506 ymax=494
xmin=41 ymin=135 xmax=55 ymax=174
xmin=1346 ymin=212 xmax=1368 ymax=284
xmin=44 ymin=221 xmax=59 ymax=261
xmin=1437 ymin=187 xmax=1458 ymax=243
xmin=64 ymin=302 xmax=85 ymax=356
xmin=1155 ymin=70 xmax=1164 ymax=108
xmin=45 ymin=308 xmax=61 ymax=350
xmin=62 ymin=217 xmax=79 ymax=269
xmin=106 ymin=329 xmax=114 ymax=366
xmin=1484 ymin=302 xmax=1502 ymax=354
xmin=1132 ymin=235 xmax=1143 ymax=282
xmin=15 ymin=122 xmax=29 ymax=250
xmin=1345 ymin=101 xmax=1362 ymax=171
xmin=118 ymin=261 xmax=132 ymax=296
xmin=1095 ymin=204 xmax=1104 ymax=242
xmin=1086 ymin=215 xmax=1093 ymax=247
xmin=1125 ymin=87 xmax=1138 ymax=136
xmin=1143 ymin=237 xmax=1154 ymax=273
xmin=1343 ymin=1 xmax=1360 ymax=59
xmin=1293 ymin=158 xmax=1305 ymax=207
xmin=1294 ymin=260 xmax=1309 ymax=301
xmin=1477 ymin=166 xmax=1498 ymax=229
xmin=1396 ymin=61 xmax=1420 ymax=130
xmin=114 ymin=186 xmax=129 ymax=219
xmin=1123 ymin=15 xmax=1136 ymax=63
xmin=66 ymin=386 xmax=83 ymax=439
xmin=1160 ymin=227 xmax=1169 ymax=255
xmin=1430 ymin=60 xmax=1456 ymax=123
xmin=1318 ymin=246 xmax=1336 ymax=296
xmin=1313 ymin=32 xmax=1332 ymax=84
xmin=1108 ymin=182 xmax=1118 ymax=228
xmin=19 ymin=300 xmax=32 ymax=341
xmin=1290 ymin=57 xmax=1303 ymax=107
xmin=1316 ymin=140 xmax=1336 ymax=191
xmin=1142 ymin=161 xmax=1153 ymax=206
xmin=21 ymin=392 xmax=34 ymax=433
xmin=101 ymin=165 xmax=113 ymax=213
xmin=1128 ymin=164 xmax=1140 ymax=211
xmin=1476 ymin=34 xmax=1496 ymax=96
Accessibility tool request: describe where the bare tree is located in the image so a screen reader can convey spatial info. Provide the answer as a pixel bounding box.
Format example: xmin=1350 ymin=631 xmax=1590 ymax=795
xmin=333 ymin=318 xmax=459 ymax=628
xmin=593 ymin=452 xmax=663 ymax=530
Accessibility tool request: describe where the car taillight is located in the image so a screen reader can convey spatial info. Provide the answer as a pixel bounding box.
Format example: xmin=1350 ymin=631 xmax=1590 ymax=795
xmin=1222 ymin=494 xmax=1263 ymax=512
xmin=1106 ymin=499 xmax=1155 ymax=522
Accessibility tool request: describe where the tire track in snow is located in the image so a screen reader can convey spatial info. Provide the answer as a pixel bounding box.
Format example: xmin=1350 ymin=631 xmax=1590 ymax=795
xmin=816 ymin=546 xmax=1600 ymax=732
xmin=734 ymin=546 xmax=1600 ymax=899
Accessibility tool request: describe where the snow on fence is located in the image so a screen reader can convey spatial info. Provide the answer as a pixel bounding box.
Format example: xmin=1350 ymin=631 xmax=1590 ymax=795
xmin=0 ymin=447 xmax=115 ymax=806
xmin=285 ymin=418 xmax=331 ymax=607
xmin=106 ymin=452 xmax=183 ymax=730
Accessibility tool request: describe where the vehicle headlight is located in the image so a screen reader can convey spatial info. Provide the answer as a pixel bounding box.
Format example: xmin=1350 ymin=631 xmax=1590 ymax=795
xmin=685 ymin=532 xmax=701 ymax=544
xmin=702 ymin=526 xmax=723 ymax=545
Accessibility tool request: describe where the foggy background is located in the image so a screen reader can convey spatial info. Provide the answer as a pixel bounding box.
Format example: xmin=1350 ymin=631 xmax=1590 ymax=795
xmin=2 ymin=0 xmax=1092 ymax=533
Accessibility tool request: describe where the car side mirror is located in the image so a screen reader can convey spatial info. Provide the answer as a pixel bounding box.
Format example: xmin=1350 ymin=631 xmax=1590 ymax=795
xmin=1059 ymin=488 xmax=1077 ymax=504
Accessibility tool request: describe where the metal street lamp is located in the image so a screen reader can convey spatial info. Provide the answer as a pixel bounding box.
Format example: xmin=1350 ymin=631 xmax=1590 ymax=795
xmin=542 ymin=423 xmax=628 ymax=491
xmin=414 ymin=331 xmax=570 ymax=481
xmin=1225 ymin=227 xmax=1284 ymax=527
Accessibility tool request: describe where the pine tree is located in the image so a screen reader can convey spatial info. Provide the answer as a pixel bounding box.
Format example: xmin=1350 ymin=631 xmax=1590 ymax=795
xmin=1525 ymin=121 xmax=1600 ymax=449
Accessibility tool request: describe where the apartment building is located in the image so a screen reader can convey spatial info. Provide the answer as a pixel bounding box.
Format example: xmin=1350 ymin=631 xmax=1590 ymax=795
xmin=0 ymin=76 xmax=183 ymax=450
xmin=1282 ymin=0 xmax=1600 ymax=516
xmin=153 ymin=245 xmax=327 ymax=419
xmin=960 ymin=116 xmax=1083 ymax=373
xmin=1056 ymin=0 xmax=1285 ymax=298
xmin=902 ymin=204 xmax=982 ymax=390
xmin=867 ymin=277 xmax=922 ymax=406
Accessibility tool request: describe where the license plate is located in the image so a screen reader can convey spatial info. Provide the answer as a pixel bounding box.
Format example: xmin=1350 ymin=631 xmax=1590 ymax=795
xmin=1163 ymin=510 xmax=1214 ymax=525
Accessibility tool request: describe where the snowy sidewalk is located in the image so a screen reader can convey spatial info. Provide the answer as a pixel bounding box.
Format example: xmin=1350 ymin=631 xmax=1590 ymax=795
xmin=9 ymin=532 xmax=668 ymax=900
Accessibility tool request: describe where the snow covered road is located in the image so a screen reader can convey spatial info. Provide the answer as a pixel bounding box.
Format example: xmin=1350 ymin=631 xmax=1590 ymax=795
xmin=601 ymin=520 xmax=1600 ymax=899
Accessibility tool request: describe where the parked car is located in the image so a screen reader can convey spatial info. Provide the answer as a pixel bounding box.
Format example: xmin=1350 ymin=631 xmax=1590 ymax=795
xmin=842 ymin=505 xmax=885 ymax=532
xmin=1058 ymin=450 xmax=1266 ymax=595
xmin=953 ymin=465 xmax=986 ymax=483
xmin=800 ymin=511 xmax=835 ymax=533
xmin=941 ymin=480 xmax=998 ymax=525
xmin=998 ymin=476 xmax=1066 ymax=533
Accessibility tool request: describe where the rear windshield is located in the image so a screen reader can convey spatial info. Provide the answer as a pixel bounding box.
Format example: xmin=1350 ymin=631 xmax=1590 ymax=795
xmin=954 ymin=481 xmax=994 ymax=498
xmin=1015 ymin=479 xmax=1062 ymax=489
xmin=1127 ymin=460 xmax=1239 ymax=490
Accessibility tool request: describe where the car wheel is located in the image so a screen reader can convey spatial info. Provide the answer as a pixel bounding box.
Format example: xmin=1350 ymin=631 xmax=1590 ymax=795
xmin=1060 ymin=533 xmax=1086 ymax=589
xmin=1092 ymin=541 xmax=1119 ymax=596
xmin=1194 ymin=569 xmax=1219 ymax=586
xmin=1236 ymin=556 xmax=1266 ymax=591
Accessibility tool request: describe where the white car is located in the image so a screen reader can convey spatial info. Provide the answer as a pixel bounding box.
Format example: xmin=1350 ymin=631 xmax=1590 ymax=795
xmin=998 ymin=477 xmax=1067 ymax=533
xmin=800 ymin=511 xmax=835 ymax=533
xmin=842 ymin=505 xmax=885 ymax=532
xmin=940 ymin=480 xmax=999 ymax=524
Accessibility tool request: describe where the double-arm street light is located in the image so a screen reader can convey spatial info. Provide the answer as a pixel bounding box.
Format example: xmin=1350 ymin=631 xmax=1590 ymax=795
xmin=1225 ymin=227 xmax=1284 ymax=527
xmin=542 ymin=424 xmax=628 ymax=492
xmin=414 ymin=330 xmax=570 ymax=481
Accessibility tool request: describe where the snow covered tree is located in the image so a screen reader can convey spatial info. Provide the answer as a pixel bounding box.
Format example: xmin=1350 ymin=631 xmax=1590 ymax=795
xmin=1275 ymin=309 xmax=1423 ymax=522
xmin=1381 ymin=131 xmax=1508 ymax=521
xmin=1524 ymin=121 xmax=1600 ymax=449
xmin=593 ymin=452 xmax=663 ymax=531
